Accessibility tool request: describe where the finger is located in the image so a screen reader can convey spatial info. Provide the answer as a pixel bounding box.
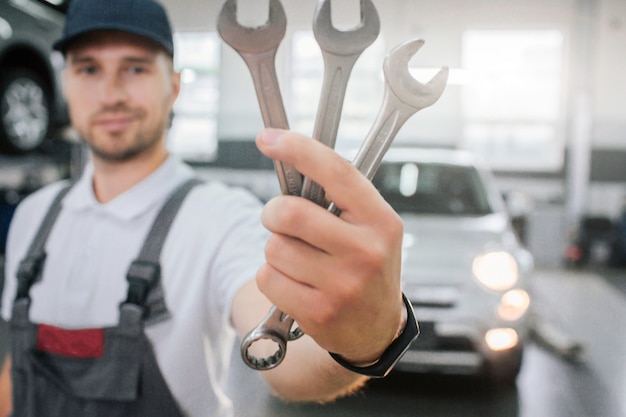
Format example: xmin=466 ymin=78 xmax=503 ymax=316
xmin=256 ymin=260 xmax=358 ymax=342
xmin=261 ymin=195 xmax=361 ymax=256
xmin=256 ymin=129 xmax=391 ymax=224
xmin=255 ymin=261 xmax=325 ymax=326
xmin=264 ymin=232 xmax=328 ymax=283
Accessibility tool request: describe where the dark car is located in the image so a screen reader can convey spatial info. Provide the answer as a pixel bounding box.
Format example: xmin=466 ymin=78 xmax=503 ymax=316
xmin=565 ymin=212 xmax=626 ymax=267
xmin=0 ymin=0 xmax=69 ymax=153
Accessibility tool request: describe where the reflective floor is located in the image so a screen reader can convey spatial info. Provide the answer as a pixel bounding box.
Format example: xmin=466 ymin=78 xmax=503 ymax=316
xmin=227 ymin=267 xmax=626 ymax=417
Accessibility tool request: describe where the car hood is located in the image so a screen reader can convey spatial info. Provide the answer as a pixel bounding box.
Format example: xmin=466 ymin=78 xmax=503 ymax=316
xmin=400 ymin=213 xmax=519 ymax=285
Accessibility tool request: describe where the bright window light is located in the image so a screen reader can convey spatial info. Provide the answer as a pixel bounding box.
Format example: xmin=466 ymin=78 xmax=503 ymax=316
xmin=169 ymin=32 xmax=220 ymax=162
xmin=461 ymin=30 xmax=564 ymax=172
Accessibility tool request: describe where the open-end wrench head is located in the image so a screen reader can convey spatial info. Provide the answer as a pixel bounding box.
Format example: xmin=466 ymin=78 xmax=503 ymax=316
xmin=313 ymin=0 xmax=380 ymax=56
xmin=384 ymin=39 xmax=449 ymax=110
xmin=217 ymin=0 xmax=287 ymax=53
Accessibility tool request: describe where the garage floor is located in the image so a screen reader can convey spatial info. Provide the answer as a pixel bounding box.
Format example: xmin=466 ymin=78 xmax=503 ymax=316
xmin=1 ymin=265 xmax=624 ymax=417
xmin=226 ymin=267 xmax=626 ymax=417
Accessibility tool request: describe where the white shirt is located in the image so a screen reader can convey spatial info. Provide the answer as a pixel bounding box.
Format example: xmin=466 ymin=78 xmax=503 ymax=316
xmin=2 ymin=156 xmax=270 ymax=417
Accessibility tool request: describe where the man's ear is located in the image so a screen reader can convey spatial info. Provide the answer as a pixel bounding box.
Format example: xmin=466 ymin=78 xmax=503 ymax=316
xmin=170 ymin=69 xmax=181 ymax=102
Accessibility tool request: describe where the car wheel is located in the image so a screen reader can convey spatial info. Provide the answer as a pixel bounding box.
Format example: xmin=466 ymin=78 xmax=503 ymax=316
xmin=0 ymin=69 xmax=51 ymax=153
xmin=483 ymin=347 xmax=524 ymax=386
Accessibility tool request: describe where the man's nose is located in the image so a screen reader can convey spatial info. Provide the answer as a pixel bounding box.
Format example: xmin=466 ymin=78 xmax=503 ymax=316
xmin=98 ymin=74 xmax=127 ymax=105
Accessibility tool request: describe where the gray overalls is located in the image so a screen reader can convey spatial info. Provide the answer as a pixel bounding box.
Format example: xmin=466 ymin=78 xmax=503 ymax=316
xmin=9 ymin=179 xmax=199 ymax=417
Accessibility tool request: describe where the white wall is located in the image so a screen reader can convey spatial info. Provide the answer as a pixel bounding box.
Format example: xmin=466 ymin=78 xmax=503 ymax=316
xmin=162 ymin=0 xmax=626 ymax=148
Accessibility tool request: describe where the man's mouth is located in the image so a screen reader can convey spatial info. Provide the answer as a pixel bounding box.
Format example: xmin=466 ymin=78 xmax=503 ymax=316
xmin=93 ymin=114 xmax=136 ymax=133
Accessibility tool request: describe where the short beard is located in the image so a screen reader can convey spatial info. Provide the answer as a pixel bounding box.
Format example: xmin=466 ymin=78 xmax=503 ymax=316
xmin=83 ymin=106 xmax=165 ymax=163
xmin=88 ymin=129 xmax=162 ymax=163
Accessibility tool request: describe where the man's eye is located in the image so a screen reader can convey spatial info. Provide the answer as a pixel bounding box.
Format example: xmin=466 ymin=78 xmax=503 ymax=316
xmin=128 ymin=66 xmax=146 ymax=75
xmin=79 ymin=66 xmax=98 ymax=75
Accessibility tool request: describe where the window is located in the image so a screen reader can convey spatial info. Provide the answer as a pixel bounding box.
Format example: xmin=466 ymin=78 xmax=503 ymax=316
xmin=168 ymin=32 xmax=220 ymax=162
xmin=461 ymin=30 xmax=564 ymax=171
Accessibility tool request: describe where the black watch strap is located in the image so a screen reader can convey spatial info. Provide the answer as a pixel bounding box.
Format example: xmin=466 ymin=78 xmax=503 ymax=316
xmin=329 ymin=293 xmax=419 ymax=378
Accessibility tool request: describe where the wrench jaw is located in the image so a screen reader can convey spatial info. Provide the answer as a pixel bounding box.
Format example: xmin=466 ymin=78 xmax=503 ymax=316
xmin=313 ymin=0 xmax=381 ymax=56
xmin=240 ymin=306 xmax=304 ymax=371
xmin=384 ymin=39 xmax=449 ymax=110
xmin=217 ymin=0 xmax=287 ymax=53
xmin=241 ymin=328 xmax=288 ymax=371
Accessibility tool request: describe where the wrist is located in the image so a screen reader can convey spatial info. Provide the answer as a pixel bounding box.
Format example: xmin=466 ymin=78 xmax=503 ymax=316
xmin=337 ymin=298 xmax=408 ymax=367
xmin=329 ymin=293 xmax=418 ymax=378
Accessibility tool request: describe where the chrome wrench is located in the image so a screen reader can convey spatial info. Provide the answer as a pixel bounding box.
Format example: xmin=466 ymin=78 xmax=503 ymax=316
xmin=217 ymin=0 xmax=302 ymax=197
xmin=300 ymin=0 xmax=380 ymax=206
xmin=328 ymin=39 xmax=449 ymax=214
xmin=218 ymin=0 xmax=304 ymax=371
xmin=234 ymin=0 xmax=379 ymax=371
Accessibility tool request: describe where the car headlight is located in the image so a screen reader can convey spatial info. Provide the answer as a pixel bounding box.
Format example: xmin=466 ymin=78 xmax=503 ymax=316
xmin=472 ymin=251 xmax=519 ymax=291
xmin=485 ymin=328 xmax=519 ymax=351
xmin=498 ymin=289 xmax=530 ymax=321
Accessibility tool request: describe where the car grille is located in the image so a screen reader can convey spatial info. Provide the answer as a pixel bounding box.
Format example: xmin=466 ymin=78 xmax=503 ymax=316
xmin=403 ymin=284 xmax=460 ymax=308
xmin=410 ymin=321 xmax=475 ymax=352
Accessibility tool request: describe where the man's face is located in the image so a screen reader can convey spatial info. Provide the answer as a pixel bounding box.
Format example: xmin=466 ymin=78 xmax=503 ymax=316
xmin=63 ymin=30 xmax=180 ymax=162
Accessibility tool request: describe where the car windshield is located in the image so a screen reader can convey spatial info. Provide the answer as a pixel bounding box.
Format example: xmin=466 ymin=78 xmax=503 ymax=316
xmin=372 ymin=161 xmax=493 ymax=216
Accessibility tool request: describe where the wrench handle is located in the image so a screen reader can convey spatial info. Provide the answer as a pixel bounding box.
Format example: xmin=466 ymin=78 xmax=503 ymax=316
xmin=352 ymin=90 xmax=415 ymax=181
xmin=327 ymin=90 xmax=416 ymax=215
xmin=301 ymin=53 xmax=360 ymax=205
xmin=240 ymin=50 xmax=303 ymax=197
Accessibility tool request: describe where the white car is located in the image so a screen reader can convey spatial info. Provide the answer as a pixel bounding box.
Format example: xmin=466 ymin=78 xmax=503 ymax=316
xmin=372 ymin=148 xmax=534 ymax=384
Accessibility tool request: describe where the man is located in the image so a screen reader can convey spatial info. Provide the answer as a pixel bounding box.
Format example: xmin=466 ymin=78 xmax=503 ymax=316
xmin=0 ymin=0 xmax=414 ymax=415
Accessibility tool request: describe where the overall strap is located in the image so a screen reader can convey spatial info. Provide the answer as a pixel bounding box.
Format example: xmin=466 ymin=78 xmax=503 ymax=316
xmin=124 ymin=178 xmax=202 ymax=324
xmin=15 ymin=184 xmax=73 ymax=301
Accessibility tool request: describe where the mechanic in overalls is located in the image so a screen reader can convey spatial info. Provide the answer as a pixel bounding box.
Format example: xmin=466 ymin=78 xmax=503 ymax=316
xmin=0 ymin=0 xmax=416 ymax=416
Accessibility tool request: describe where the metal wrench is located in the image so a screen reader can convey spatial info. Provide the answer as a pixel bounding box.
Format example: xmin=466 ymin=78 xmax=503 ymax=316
xmin=328 ymin=39 xmax=449 ymax=214
xmin=217 ymin=0 xmax=302 ymax=197
xmin=241 ymin=1 xmax=380 ymax=368
xmin=300 ymin=0 xmax=380 ymax=206
xmin=234 ymin=0 xmax=379 ymax=372
xmin=218 ymin=0 xmax=304 ymax=371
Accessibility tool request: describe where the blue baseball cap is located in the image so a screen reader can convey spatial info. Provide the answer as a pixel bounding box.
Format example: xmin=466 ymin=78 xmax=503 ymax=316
xmin=53 ymin=0 xmax=174 ymax=56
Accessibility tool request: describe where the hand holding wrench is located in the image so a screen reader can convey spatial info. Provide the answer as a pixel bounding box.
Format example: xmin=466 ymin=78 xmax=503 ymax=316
xmin=217 ymin=0 xmax=302 ymax=197
xmin=300 ymin=0 xmax=380 ymax=206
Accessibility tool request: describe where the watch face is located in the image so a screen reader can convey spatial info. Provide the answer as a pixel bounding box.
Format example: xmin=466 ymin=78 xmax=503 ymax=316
xmin=330 ymin=293 xmax=419 ymax=378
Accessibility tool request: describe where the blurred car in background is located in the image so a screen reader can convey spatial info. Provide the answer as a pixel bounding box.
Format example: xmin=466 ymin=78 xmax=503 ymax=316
xmin=372 ymin=148 xmax=534 ymax=384
xmin=0 ymin=0 xmax=70 ymax=153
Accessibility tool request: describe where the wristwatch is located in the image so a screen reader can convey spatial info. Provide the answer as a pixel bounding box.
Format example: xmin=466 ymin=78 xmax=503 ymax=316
xmin=329 ymin=293 xmax=419 ymax=378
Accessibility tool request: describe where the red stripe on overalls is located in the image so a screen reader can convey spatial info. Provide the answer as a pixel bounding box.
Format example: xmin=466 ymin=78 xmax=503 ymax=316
xmin=37 ymin=324 xmax=104 ymax=358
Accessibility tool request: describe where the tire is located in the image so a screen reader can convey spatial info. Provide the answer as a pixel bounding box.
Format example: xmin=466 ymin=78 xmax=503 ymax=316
xmin=0 ymin=69 xmax=51 ymax=153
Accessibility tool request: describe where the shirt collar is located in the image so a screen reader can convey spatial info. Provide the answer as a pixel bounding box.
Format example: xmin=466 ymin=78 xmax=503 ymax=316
xmin=63 ymin=155 xmax=195 ymax=221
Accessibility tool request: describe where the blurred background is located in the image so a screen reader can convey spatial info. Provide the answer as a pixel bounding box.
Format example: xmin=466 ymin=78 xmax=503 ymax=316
xmin=0 ymin=0 xmax=624 ymax=416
